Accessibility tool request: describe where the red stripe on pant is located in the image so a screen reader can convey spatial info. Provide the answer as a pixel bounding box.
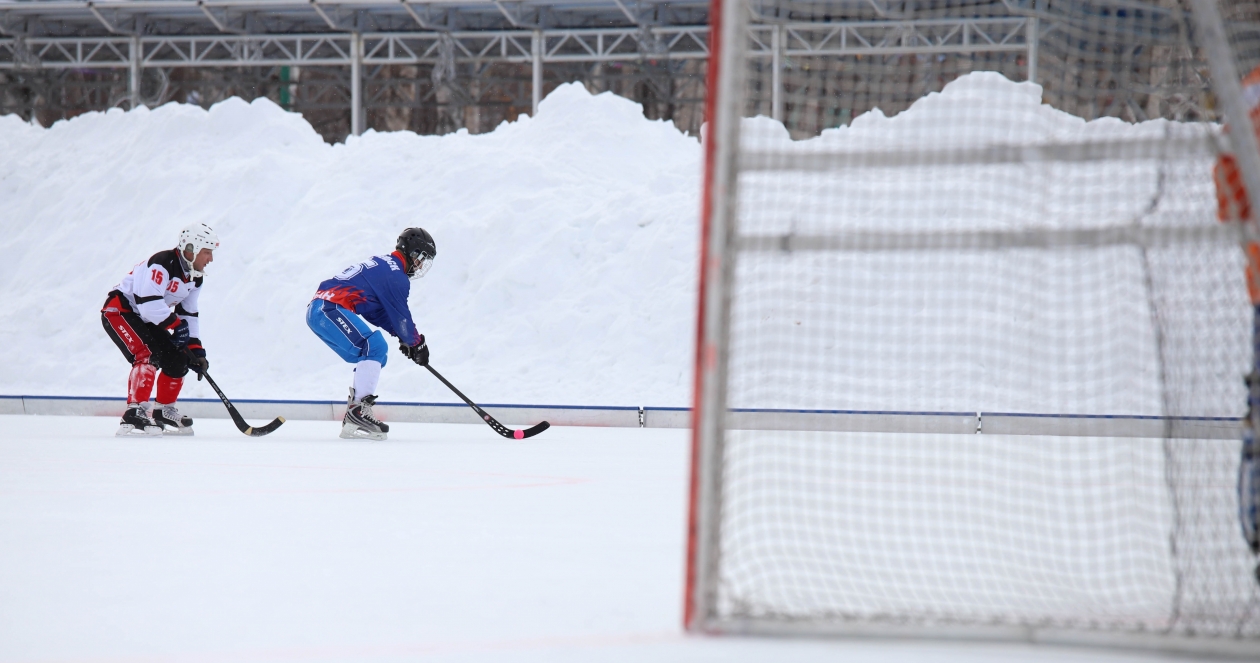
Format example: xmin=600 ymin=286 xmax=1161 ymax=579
xmin=103 ymin=294 xmax=159 ymax=404
xmin=103 ymin=295 xmax=150 ymax=361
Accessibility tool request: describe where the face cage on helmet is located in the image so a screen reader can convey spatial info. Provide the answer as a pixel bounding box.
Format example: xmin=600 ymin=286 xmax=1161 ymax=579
xmin=410 ymin=254 xmax=434 ymax=280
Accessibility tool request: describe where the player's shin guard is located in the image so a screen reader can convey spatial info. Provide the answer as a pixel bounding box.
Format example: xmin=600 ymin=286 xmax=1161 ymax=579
xmin=156 ymin=373 xmax=183 ymax=405
xmin=353 ymin=360 xmax=382 ymax=399
xmin=128 ymin=362 xmax=156 ymax=404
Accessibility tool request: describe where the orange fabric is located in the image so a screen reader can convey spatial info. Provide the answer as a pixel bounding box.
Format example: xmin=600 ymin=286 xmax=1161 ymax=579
xmin=1217 ymin=154 xmax=1251 ymax=222
xmin=1214 ymin=69 xmax=1260 ymax=224
xmin=1245 ymin=66 xmax=1260 ymax=88
xmin=1248 ymin=244 xmax=1260 ymax=305
xmin=1214 ymin=65 xmax=1260 ymax=304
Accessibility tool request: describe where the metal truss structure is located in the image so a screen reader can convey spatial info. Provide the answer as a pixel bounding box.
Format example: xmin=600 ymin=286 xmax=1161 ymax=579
xmin=0 ymin=0 xmax=1045 ymax=140
xmin=0 ymin=27 xmax=714 ymax=68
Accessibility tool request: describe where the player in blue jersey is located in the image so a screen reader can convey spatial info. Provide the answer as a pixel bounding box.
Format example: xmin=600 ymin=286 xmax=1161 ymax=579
xmin=307 ymin=228 xmax=436 ymax=440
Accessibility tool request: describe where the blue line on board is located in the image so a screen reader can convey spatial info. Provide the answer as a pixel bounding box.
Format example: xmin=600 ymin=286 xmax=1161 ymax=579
xmin=2 ymin=394 xmax=665 ymax=411
xmin=1 ymin=395 xmax=1234 ymax=421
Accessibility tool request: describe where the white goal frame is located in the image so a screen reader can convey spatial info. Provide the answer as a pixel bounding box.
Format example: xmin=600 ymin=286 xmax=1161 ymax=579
xmin=684 ymin=0 xmax=1260 ymax=657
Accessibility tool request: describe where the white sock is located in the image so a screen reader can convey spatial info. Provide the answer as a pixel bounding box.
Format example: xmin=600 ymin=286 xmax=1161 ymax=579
xmin=352 ymin=360 xmax=382 ymax=400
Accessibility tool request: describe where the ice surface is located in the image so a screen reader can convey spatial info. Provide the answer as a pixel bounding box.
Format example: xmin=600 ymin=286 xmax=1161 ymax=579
xmin=0 ymin=415 xmax=1211 ymax=662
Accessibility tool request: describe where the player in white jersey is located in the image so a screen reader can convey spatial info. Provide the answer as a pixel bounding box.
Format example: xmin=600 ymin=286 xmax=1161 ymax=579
xmin=101 ymin=223 xmax=219 ymax=436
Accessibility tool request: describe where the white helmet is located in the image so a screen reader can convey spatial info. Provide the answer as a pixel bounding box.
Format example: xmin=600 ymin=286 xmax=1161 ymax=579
xmin=178 ymin=223 xmax=220 ymax=278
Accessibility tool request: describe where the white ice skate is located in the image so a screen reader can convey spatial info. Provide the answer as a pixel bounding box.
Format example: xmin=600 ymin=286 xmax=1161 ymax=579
xmin=116 ymin=403 xmax=163 ymax=437
xmin=340 ymin=388 xmax=389 ymax=441
xmin=152 ymin=403 xmax=194 ymax=436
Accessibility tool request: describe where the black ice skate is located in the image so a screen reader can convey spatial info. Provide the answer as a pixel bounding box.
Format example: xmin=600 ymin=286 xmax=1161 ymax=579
xmin=153 ymin=403 xmax=194 ymax=436
xmin=116 ymin=403 xmax=162 ymax=437
xmin=341 ymin=388 xmax=389 ymax=441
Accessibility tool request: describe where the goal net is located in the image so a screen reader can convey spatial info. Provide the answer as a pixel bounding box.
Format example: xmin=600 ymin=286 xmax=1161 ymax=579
xmin=687 ymin=0 xmax=1260 ymax=654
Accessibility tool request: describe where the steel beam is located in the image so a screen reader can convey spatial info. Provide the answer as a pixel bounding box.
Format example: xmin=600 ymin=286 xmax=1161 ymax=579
xmin=531 ymin=28 xmax=541 ymax=114
xmin=86 ymin=2 xmax=128 ymax=35
xmin=770 ymin=22 xmax=781 ymax=122
xmin=310 ymin=0 xmax=342 ymax=30
xmin=0 ymin=18 xmax=1035 ymax=71
xmin=610 ymin=0 xmax=640 ymax=25
xmin=492 ymin=1 xmax=530 ymax=28
xmin=350 ymin=30 xmax=362 ymax=134
xmin=0 ymin=1 xmax=713 ymax=38
xmin=198 ymin=0 xmax=246 ymax=34
xmin=746 ymin=18 xmax=1031 ymax=59
xmin=1026 ymin=15 xmax=1037 ymax=83
xmin=128 ymin=34 xmax=140 ymax=108
xmin=399 ymin=0 xmax=437 ymax=30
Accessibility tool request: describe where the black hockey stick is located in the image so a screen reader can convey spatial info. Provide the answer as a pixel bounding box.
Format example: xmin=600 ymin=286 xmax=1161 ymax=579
xmin=195 ymin=368 xmax=286 ymax=437
xmin=425 ymin=364 xmax=549 ymax=439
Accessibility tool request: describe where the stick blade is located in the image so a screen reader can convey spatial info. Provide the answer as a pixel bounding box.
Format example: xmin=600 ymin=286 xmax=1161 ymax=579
xmin=246 ymin=416 xmax=286 ymax=437
xmin=515 ymin=421 xmax=550 ymax=439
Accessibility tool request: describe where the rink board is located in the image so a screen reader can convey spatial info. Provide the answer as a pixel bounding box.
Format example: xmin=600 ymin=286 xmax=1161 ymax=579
xmin=0 ymin=395 xmax=1240 ymax=439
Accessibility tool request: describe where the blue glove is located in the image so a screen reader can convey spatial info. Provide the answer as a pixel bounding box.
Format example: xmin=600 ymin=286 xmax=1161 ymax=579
xmin=170 ymin=319 xmax=190 ymax=349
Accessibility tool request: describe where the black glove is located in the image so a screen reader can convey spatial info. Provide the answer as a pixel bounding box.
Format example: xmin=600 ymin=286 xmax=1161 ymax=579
xmin=185 ymin=338 xmax=209 ymax=379
xmin=400 ymin=335 xmax=429 ymax=366
xmin=170 ymin=319 xmax=190 ymax=349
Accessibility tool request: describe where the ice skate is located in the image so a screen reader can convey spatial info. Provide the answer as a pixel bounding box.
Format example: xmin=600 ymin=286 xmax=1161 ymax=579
xmin=340 ymin=388 xmax=388 ymax=441
xmin=152 ymin=403 xmax=194 ymax=436
xmin=116 ymin=403 xmax=162 ymax=437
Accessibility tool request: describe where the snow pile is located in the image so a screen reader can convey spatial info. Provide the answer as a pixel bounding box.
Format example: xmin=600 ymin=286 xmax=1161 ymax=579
xmin=0 ymin=73 xmax=1246 ymax=412
xmin=732 ymin=73 xmax=1248 ymax=415
xmin=739 ymin=72 xmax=1217 ymax=234
xmin=0 ymin=84 xmax=700 ymax=405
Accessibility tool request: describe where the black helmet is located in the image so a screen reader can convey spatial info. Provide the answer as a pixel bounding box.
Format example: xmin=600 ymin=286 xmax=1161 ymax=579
xmin=396 ymin=227 xmax=436 ymax=279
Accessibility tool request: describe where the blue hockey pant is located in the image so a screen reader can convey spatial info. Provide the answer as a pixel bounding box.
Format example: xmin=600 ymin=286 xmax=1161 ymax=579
xmin=306 ymin=299 xmax=389 ymax=366
xmin=1242 ymin=305 xmax=1260 ymax=554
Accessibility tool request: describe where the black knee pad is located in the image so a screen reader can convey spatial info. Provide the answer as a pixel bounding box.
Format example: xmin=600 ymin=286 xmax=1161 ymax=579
xmin=156 ymin=349 xmax=190 ymax=379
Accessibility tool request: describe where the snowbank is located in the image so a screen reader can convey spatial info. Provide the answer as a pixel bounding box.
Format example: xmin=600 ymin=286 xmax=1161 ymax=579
xmin=0 ymin=73 xmax=1246 ymax=413
xmin=0 ymin=83 xmax=700 ymax=405
xmin=732 ymin=72 xmax=1247 ymax=415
